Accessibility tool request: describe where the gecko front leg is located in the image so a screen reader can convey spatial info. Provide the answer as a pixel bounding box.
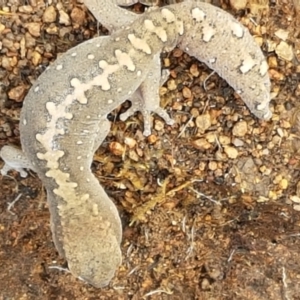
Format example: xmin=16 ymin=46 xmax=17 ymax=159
xmin=120 ymin=53 xmax=174 ymax=136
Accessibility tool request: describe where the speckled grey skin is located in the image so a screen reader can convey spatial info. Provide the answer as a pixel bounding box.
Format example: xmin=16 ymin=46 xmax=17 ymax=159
xmin=0 ymin=0 xmax=271 ymax=287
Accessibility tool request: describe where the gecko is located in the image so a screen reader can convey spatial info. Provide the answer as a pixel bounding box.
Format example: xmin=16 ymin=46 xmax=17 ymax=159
xmin=0 ymin=0 xmax=272 ymax=288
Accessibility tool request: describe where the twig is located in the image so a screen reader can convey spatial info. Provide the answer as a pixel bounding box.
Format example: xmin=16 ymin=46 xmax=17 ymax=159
xmin=143 ymin=288 xmax=173 ymax=297
xmin=185 ymin=224 xmax=195 ymax=260
xmin=189 ymin=187 xmax=221 ymax=205
xmin=7 ymin=193 xmax=22 ymax=215
xmin=177 ymin=114 xmax=194 ymax=138
xmin=48 ymin=266 xmax=70 ymax=273
xmin=203 ymin=71 xmax=216 ymax=91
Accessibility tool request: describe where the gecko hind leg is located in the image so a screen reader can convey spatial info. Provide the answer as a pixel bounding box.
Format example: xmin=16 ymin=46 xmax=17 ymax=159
xmin=0 ymin=145 xmax=33 ymax=177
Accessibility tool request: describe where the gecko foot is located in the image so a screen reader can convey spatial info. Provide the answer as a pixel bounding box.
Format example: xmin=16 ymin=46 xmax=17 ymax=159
xmin=120 ymin=102 xmax=174 ymax=136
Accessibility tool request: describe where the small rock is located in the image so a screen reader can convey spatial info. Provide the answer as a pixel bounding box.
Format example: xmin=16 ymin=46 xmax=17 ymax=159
xmin=279 ymin=178 xmax=288 ymax=190
xmin=154 ymin=119 xmax=164 ymax=131
xmin=269 ymin=69 xmax=285 ymax=81
xmin=25 ymin=22 xmax=41 ymax=37
xmin=43 ymin=6 xmax=57 ymax=23
xmin=109 ymin=142 xmax=125 ymax=156
xmin=173 ymin=48 xmax=183 ymax=57
xmin=215 ymin=150 xmax=226 ymax=160
xmin=10 ymin=56 xmax=17 ymax=67
xmin=274 ymin=29 xmax=289 ymax=41
xmin=25 ymin=32 xmax=36 ymax=48
xmin=18 ymin=5 xmax=33 ymax=13
xmin=182 ymin=87 xmax=192 ymax=98
xmin=273 ymin=174 xmax=282 ymax=184
xmin=198 ymin=161 xmax=206 ymax=171
xmin=0 ymin=24 xmax=5 ymax=34
xmin=1 ymin=56 xmax=11 ymax=70
xmin=70 ymin=7 xmax=86 ymax=25
xmin=2 ymin=38 xmax=14 ymax=49
xmin=46 ymin=24 xmax=59 ymax=35
xmin=268 ymin=56 xmax=278 ymax=68
xmin=290 ymin=195 xmax=300 ymax=203
xmin=294 ymin=0 xmax=300 ymax=11
xmin=147 ymin=134 xmax=157 ymax=144
xmin=195 ymin=113 xmax=211 ymax=133
xmin=208 ymin=161 xmax=218 ymax=171
xmin=192 ymin=138 xmax=212 ymax=150
xmin=229 ymin=0 xmax=247 ymax=10
xmin=124 ymin=137 xmax=137 ymax=148
xmin=163 ymin=58 xmax=170 ymax=67
xmin=258 ymin=196 xmax=270 ymax=202
xmin=232 ymin=121 xmax=247 ymax=137
xmin=136 ymin=147 xmax=143 ymax=157
xmin=206 ymin=132 xmax=216 ymax=143
xmin=31 ymin=51 xmax=42 ymax=66
xmin=214 ymin=168 xmax=223 ymax=177
xmin=59 ymin=27 xmax=72 ymax=38
xmin=232 ymin=138 xmax=244 ymax=147
xmin=167 ymin=79 xmax=177 ymax=91
xmin=275 ymin=41 xmax=294 ymax=61
xmin=128 ymin=150 xmax=139 ymax=162
xmin=224 ymin=146 xmax=238 ymax=159
xmin=190 ymin=107 xmax=199 ymax=118
xmin=20 ymin=37 xmax=26 ymax=58
xmin=219 ymin=135 xmax=231 ymax=146
xmin=59 ymin=10 xmax=71 ymax=25
xmin=190 ymin=64 xmax=199 ymax=77
xmin=172 ymin=101 xmax=182 ymax=111
xmin=266 ymin=40 xmax=277 ymax=52
xmin=8 ymin=85 xmax=26 ymax=102
xmin=296 ymin=181 xmax=300 ymax=197
xmin=201 ymin=278 xmax=211 ymax=290
xmin=254 ymin=36 xmax=263 ymax=47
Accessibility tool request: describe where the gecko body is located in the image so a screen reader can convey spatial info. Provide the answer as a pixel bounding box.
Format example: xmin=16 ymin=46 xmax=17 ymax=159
xmin=1 ymin=0 xmax=271 ymax=287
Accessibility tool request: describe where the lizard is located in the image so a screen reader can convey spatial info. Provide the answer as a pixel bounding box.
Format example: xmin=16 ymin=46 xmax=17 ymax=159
xmin=0 ymin=0 xmax=272 ymax=288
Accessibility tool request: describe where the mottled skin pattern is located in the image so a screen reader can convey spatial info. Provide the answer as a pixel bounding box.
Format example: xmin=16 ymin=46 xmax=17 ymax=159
xmin=0 ymin=0 xmax=272 ymax=288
